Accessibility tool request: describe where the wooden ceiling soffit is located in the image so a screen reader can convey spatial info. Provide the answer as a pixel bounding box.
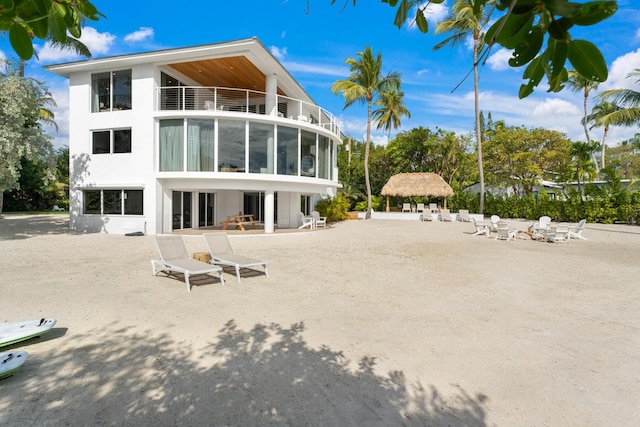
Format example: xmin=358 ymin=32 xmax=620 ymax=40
xmin=169 ymin=56 xmax=285 ymax=96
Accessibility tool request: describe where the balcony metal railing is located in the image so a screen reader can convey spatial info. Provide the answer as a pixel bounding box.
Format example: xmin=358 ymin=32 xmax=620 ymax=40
xmin=157 ymin=86 xmax=342 ymax=136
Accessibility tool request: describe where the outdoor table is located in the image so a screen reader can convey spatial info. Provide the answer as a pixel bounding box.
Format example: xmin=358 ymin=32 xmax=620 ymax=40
xmin=222 ymin=214 xmax=257 ymax=231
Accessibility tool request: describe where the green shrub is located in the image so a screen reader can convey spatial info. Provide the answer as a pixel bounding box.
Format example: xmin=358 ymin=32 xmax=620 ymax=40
xmin=315 ymin=195 xmax=350 ymax=222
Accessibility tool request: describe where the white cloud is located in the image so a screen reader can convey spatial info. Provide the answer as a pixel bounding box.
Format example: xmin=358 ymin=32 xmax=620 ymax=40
xmin=417 ymin=68 xmax=430 ymax=76
xmin=282 ymin=61 xmax=346 ymax=77
xmin=599 ymin=48 xmax=640 ymax=91
xmin=79 ymin=27 xmax=116 ymax=55
xmin=270 ymin=46 xmax=287 ymax=60
xmin=36 ymin=27 xmax=115 ymax=62
xmin=124 ymin=27 xmax=154 ymax=44
xmin=486 ymin=48 xmax=514 ymax=71
xmin=532 ymin=97 xmax=581 ymax=117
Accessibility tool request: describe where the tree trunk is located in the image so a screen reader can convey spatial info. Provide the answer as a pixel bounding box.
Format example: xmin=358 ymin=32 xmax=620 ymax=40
xmin=601 ymin=126 xmax=608 ymax=170
xmin=582 ymin=88 xmax=600 ymax=174
xmin=473 ymin=33 xmax=484 ymax=215
xmin=364 ymin=99 xmax=373 ymax=219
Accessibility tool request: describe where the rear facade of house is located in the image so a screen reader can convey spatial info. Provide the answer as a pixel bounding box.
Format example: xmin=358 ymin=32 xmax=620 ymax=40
xmin=46 ymin=37 xmax=343 ymax=235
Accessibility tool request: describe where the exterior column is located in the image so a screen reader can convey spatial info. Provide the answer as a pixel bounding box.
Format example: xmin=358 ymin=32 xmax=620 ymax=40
xmin=264 ymin=190 xmax=275 ymax=234
xmin=266 ymin=73 xmax=278 ymax=116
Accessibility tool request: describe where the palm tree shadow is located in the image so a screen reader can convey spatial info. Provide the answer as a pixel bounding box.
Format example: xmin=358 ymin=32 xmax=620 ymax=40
xmin=0 ymin=320 xmax=489 ymax=426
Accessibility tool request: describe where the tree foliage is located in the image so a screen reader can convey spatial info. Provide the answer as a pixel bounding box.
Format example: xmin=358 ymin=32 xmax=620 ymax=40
xmin=334 ymin=0 xmax=617 ymax=98
xmin=0 ymin=65 xmax=55 ymax=212
xmin=483 ymin=124 xmax=573 ymax=195
xmin=0 ymin=0 xmax=104 ymax=60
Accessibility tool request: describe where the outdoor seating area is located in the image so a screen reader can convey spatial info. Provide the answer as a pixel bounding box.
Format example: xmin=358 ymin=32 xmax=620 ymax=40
xmin=221 ymin=214 xmax=258 ymax=232
xmin=464 ymin=215 xmax=588 ymax=243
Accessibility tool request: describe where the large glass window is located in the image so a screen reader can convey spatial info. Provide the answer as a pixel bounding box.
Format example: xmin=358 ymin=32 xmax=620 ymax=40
xmin=83 ymin=189 xmax=143 ymax=215
xmin=300 ymin=130 xmax=316 ymax=177
xmin=187 ymin=119 xmax=215 ymax=171
xmin=277 ymin=126 xmax=298 ymax=176
xmin=159 ymin=119 xmax=184 ymax=171
xmin=249 ymin=122 xmax=273 ymax=174
xmin=92 ymin=70 xmax=131 ymax=112
xmin=318 ymin=136 xmax=330 ymax=179
xmin=218 ymin=119 xmax=246 ymax=172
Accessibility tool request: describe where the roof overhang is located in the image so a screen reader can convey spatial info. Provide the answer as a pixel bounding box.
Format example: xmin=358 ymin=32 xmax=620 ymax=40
xmin=45 ymin=37 xmax=313 ymax=103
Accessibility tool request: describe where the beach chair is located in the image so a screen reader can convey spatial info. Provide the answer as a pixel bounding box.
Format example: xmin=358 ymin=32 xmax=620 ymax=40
xmin=311 ymin=211 xmax=327 ymax=228
xmin=429 ymin=203 xmax=438 ymax=213
xmin=490 ymin=215 xmax=501 ymax=232
xmin=440 ymin=209 xmax=453 ymax=222
xmin=402 ymin=203 xmax=411 ymax=212
xmin=416 ymin=203 xmax=425 ymax=213
xmin=151 ymin=235 xmax=224 ymax=292
xmin=471 ymin=217 xmax=490 ymax=236
xmin=547 ymin=223 xmax=570 ymax=243
xmin=203 ymin=233 xmax=269 ymax=283
xmin=568 ymin=219 xmax=587 ymax=240
xmin=495 ymin=220 xmax=517 ymax=241
xmin=457 ymin=209 xmax=471 ymax=222
xmin=298 ymin=212 xmax=314 ymax=229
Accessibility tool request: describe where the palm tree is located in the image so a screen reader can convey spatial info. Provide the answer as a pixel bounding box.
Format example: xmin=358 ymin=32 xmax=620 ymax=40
xmin=571 ymin=141 xmax=597 ymax=203
xmin=433 ymin=0 xmax=492 ymax=214
xmin=587 ymin=100 xmax=620 ymax=169
xmin=372 ymin=84 xmax=411 ymax=142
xmin=597 ymin=68 xmax=640 ymax=127
xmin=567 ymin=70 xmax=600 ymax=172
xmin=331 ymin=46 xmax=401 ymax=219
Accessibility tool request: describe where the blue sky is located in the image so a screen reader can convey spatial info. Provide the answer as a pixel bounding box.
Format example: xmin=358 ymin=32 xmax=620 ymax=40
xmin=1 ymin=0 xmax=640 ymax=149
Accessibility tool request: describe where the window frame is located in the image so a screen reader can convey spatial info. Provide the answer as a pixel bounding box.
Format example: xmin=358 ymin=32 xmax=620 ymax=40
xmin=82 ymin=189 xmax=144 ymax=215
xmin=91 ymin=69 xmax=132 ymax=113
xmin=91 ymin=128 xmax=132 ymax=154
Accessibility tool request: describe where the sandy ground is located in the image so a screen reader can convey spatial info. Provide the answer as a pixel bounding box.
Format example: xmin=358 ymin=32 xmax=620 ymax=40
xmin=0 ymin=214 xmax=638 ymax=426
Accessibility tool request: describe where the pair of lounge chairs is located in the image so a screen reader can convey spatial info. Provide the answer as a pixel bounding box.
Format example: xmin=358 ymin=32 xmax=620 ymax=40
xmin=151 ymin=233 xmax=269 ymax=292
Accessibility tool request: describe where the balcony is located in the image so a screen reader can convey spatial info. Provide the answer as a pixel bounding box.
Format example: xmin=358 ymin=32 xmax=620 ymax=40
xmin=157 ymin=86 xmax=341 ymax=137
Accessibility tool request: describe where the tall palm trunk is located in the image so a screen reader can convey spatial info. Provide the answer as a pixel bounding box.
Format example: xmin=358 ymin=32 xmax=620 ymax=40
xmin=601 ymin=125 xmax=609 ymax=169
xmin=582 ymin=88 xmax=599 ymax=173
xmin=473 ymin=32 xmax=485 ymax=214
xmin=364 ymin=98 xmax=373 ymax=219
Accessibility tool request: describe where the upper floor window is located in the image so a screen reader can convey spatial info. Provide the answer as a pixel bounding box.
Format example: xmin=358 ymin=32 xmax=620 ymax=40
xmin=92 ymin=70 xmax=132 ymax=112
xmin=92 ymin=129 xmax=132 ymax=154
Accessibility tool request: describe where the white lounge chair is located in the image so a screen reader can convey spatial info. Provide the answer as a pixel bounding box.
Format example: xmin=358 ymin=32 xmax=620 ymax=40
xmin=489 ymin=215 xmax=501 ymax=232
xmin=416 ymin=203 xmax=425 ymax=213
xmin=298 ymin=212 xmax=314 ymax=229
xmin=495 ymin=220 xmax=517 ymax=241
xmin=429 ymin=203 xmax=438 ymax=213
xmin=203 ymin=233 xmax=269 ymax=283
xmin=471 ymin=218 xmax=490 ymax=236
xmin=402 ymin=203 xmax=411 ymax=212
xmin=440 ymin=209 xmax=453 ymax=222
xmin=568 ymin=219 xmax=587 ymax=240
xmin=151 ymin=235 xmax=224 ymax=292
xmin=311 ymin=211 xmax=326 ymax=228
xmin=547 ymin=223 xmax=570 ymax=243
xmin=457 ymin=209 xmax=471 ymax=222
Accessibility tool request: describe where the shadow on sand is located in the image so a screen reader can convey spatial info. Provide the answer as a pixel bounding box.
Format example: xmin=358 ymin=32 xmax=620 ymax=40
xmin=0 ymin=321 xmax=489 ymax=425
xmin=0 ymin=214 xmax=72 ymax=240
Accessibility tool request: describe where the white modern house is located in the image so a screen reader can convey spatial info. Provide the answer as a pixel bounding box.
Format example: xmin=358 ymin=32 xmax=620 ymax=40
xmin=46 ymin=37 xmax=343 ymax=235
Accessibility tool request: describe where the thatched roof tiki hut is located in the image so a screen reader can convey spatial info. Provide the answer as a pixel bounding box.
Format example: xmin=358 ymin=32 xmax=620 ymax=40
xmin=381 ymin=172 xmax=454 ymax=212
